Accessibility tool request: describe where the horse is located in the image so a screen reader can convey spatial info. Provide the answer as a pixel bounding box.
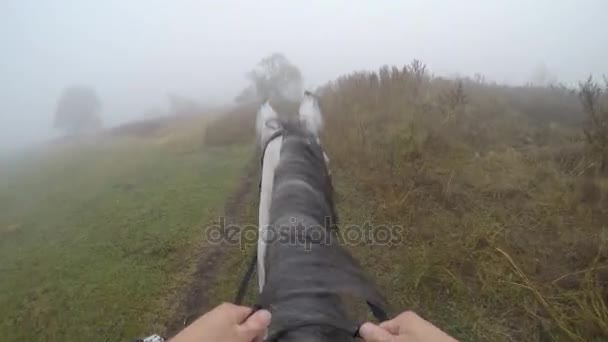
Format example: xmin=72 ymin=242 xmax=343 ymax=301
xmin=253 ymin=93 xmax=388 ymax=341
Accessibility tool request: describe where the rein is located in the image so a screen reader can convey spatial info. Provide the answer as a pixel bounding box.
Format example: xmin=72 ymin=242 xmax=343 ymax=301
xmin=256 ymin=119 xmax=283 ymax=191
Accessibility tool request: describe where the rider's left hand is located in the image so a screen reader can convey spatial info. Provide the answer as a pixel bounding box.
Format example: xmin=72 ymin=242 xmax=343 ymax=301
xmin=170 ymin=303 xmax=271 ymax=342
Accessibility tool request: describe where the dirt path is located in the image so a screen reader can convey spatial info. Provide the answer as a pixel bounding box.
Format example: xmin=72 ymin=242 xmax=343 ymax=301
xmin=164 ymin=158 xmax=258 ymax=336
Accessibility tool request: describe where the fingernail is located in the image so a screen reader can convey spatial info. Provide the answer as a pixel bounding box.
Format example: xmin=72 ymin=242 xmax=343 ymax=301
xmin=255 ymin=309 xmax=272 ymax=323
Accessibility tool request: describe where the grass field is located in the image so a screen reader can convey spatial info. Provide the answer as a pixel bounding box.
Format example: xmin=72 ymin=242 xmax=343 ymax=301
xmin=0 ymin=117 xmax=250 ymax=341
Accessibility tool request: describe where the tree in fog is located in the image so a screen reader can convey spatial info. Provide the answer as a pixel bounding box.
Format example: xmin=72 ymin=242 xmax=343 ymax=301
xmin=142 ymin=107 xmax=166 ymax=119
xmin=167 ymin=93 xmax=202 ymax=116
xmin=236 ymin=53 xmax=303 ymax=103
xmin=530 ymin=62 xmax=558 ymax=86
xmin=54 ymin=85 xmax=102 ymax=134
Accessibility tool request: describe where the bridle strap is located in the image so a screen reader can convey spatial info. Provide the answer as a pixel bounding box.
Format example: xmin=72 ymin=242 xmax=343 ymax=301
xmin=261 ymin=130 xmax=284 ymax=164
xmin=259 ymin=129 xmax=284 ymax=190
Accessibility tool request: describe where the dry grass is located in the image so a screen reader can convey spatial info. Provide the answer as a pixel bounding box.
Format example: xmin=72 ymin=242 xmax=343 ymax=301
xmin=318 ymin=63 xmax=608 ymax=341
xmin=204 ymin=104 xmax=257 ymax=146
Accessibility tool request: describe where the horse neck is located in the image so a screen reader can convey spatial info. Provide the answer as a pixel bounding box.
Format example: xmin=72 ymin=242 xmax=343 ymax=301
xmin=258 ymin=129 xmax=387 ymax=342
xmin=262 ymin=134 xmax=347 ymax=341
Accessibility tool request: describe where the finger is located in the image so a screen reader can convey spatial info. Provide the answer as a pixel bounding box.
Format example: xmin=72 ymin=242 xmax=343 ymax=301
xmin=379 ymin=320 xmax=400 ymax=335
xmin=216 ymin=303 xmax=252 ymax=324
xmin=237 ymin=309 xmax=272 ymax=340
xmin=359 ymin=322 xmax=395 ymax=342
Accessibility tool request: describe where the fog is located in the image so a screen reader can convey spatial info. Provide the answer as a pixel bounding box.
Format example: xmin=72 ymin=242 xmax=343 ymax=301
xmin=1 ymin=0 xmax=606 ymax=151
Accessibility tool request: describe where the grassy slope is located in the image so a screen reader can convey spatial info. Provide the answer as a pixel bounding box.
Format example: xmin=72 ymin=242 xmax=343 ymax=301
xmin=0 ymin=118 xmax=250 ymax=341
xmin=320 ymin=67 xmax=608 ymax=341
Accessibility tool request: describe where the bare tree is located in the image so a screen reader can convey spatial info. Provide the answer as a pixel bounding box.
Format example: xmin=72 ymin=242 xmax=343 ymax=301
xmin=530 ymin=62 xmax=558 ymax=86
xmin=54 ymin=85 xmax=102 ymax=134
xmin=439 ymin=80 xmax=467 ymax=124
xmin=236 ymin=53 xmax=303 ymax=103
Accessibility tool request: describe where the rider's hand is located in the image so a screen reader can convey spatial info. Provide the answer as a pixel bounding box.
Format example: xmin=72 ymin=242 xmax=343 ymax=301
xmin=170 ymin=303 xmax=271 ymax=342
xmin=359 ymin=311 xmax=457 ymax=342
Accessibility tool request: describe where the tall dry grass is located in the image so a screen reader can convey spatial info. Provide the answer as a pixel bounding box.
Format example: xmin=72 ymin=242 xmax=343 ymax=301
xmin=317 ymin=62 xmax=607 ymax=341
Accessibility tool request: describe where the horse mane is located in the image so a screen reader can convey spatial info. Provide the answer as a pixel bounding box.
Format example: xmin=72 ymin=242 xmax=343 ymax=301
xmin=258 ymin=120 xmax=388 ymax=341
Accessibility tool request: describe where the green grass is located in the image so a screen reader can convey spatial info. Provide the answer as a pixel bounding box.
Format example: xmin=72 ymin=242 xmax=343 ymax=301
xmin=0 ymin=131 xmax=250 ymax=341
xmin=210 ymin=179 xmax=260 ymax=307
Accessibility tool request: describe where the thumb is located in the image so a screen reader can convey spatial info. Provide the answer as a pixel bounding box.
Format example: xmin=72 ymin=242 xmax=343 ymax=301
xmin=237 ymin=309 xmax=272 ymax=340
xmin=359 ymin=322 xmax=395 ymax=342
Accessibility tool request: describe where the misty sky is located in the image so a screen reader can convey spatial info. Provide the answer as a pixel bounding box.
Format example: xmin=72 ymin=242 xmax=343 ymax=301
xmin=1 ymin=0 xmax=606 ymax=150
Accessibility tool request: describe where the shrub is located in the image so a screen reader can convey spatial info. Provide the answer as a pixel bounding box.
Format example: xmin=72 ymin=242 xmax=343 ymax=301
xmin=579 ymin=77 xmax=608 ymax=175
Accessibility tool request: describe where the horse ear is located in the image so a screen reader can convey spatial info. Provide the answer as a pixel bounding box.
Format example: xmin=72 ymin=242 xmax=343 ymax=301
xmin=256 ymin=101 xmax=279 ymax=145
xmin=299 ymin=92 xmax=323 ymax=136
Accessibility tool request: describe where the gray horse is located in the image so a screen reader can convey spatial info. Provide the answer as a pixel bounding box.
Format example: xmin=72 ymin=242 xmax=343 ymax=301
xmin=255 ymin=94 xmax=388 ymax=341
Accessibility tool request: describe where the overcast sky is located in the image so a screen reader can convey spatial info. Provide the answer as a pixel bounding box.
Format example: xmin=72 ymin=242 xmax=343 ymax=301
xmin=1 ymin=0 xmax=606 ymax=150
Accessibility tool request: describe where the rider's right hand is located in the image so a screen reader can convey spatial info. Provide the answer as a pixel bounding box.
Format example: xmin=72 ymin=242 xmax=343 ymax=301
xmin=359 ymin=311 xmax=458 ymax=342
xmin=169 ymin=303 xmax=271 ymax=342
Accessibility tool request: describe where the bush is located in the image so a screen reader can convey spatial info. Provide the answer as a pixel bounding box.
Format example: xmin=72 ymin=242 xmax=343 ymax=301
xmin=579 ymin=77 xmax=608 ymax=175
xmin=54 ymin=85 xmax=103 ymax=134
xmin=204 ymin=105 xmax=256 ymax=146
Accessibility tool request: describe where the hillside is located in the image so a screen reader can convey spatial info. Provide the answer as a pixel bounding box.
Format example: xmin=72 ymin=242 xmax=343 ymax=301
xmin=317 ymin=63 xmax=608 ymax=341
xmin=0 ymin=115 xmax=251 ymax=341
